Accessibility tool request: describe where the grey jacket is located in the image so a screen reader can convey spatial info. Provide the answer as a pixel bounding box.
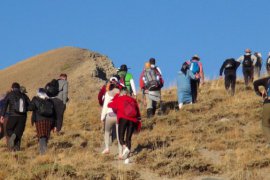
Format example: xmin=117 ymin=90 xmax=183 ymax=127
xmin=55 ymin=79 xmax=69 ymax=104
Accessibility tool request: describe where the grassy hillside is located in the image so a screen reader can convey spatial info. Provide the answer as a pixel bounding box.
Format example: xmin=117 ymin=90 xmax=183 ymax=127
xmin=0 ymin=47 xmax=270 ymax=180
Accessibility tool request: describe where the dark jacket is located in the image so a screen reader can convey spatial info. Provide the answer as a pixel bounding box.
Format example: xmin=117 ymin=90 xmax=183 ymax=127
xmin=253 ymin=77 xmax=270 ymax=97
xmin=220 ymin=58 xmax=240 ymax=76
xmin=1 ymin=89 xmax=31 ymax=117
xmin=31 ymin=96 xmax=55 ymax=124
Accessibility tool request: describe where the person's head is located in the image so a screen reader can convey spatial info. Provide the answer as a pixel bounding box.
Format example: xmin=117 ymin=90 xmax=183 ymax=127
xmin=149 ymin=58 xmax=156 ymax=68
xmin=59 ymin=73 xmax=67 ymax=80
xmin=192 ymin=55 xmax=200 ymax=61
xmin=118 ymin=64 xmax=128 ymax=72
xmin=37 ymin=88 xmax=48 ymax=99
xmin=20 ymin=86 xmax=27 ymax=94
xmin=181 ymin=62 xmax=189 ymax=74
xmin=145 ymin=62 xmax=151 ymax=69
xmin=268 ymin=52 xmax=270 ymax=57
xmin=120 ymin=86 xmax=129 ymax=95
xmin=245 ymin=48 xmax=251 ymax=54
xmin=109 ymin=76 xmax=119 ymax=84
xmin=11 ymin=82 xmax=20 ymax=91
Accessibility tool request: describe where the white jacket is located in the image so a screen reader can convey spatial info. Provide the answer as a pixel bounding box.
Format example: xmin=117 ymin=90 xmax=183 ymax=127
xmin=100 ymin=88 xmax=119 ymax=121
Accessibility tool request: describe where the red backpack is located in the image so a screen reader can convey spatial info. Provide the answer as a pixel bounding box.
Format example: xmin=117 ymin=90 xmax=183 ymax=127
xmin=123 ymin=99 xmax=138 ymax=118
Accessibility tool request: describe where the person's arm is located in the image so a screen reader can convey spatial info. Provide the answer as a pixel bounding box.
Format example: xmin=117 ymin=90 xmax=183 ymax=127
xmin=237 ymin=56 xmax=244 ymax=63
xmin=156 ymin=67 xmax=162 ymax=75
xmin=130 ymin=79 xmax=137 ymax=96
xmin=1 ymin=94 xmax=9 ymax=117
xmin=252 ymin=55 xmax=257 ymax=66
xmin=253 ymin=77 xmax=269 ymax=96
xmin=63 ymin=81 xmax=68 ymax=104
xmin=199 ymin=62 xmax=205 ymax=83
xmin=219 ymin=61 xmax=226 ymax=76
xmin=101 ymin=93 xmax=110 ymax=121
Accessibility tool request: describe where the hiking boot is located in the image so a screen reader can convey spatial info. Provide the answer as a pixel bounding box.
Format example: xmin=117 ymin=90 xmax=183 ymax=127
xmin=8 ymin=133 xmax=16 ymax=149
xmin=122 ymin=147 xmax=130 ymax=160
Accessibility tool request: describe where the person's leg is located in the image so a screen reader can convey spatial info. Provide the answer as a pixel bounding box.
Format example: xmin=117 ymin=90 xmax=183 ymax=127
xmin=145 ymin=94 xmax=153 ymax=118
xmin=224 ymin=75 xmax=230 ymax=91
xmin=190 ymin=80 xmax=196 ymax=103
xmin=13 ymin=116 xmax=27 ymax=151
xmin=243 ymin=68 xmax=249 ymax=87
xmin=39 ymin=137 xmax=47 ymax=155
xmin=116 ymin=124 xmax=123 ymax=158
xmin=103 ymin=115 xmax=116 ymax=152
xmin=125 ymin=121 xmax=136 ymax=150
xmin=53 ymin=99 xmax=66 ymax=132
xmin=231 ymin=74 xmax=237 ymax=96
xmin=6 ymin=116 xmax=19 ymax=149
xmin=118 ymin=119 xmax=128 ymax=146
xmin=262 ymin=103 xmax=270 ymax=145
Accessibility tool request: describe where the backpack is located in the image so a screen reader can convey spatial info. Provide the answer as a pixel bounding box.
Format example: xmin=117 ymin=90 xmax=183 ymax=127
xmin=36 ymin=98 xmax=54 ymax=117
xmin=267 ymin=57 xmax=270 ymax=67
xmin=225 ymin=60 xmax=234 ymax=69
xmin=45 ymin=79 xmax=59 ymax=97
xmin=190 ymin=60 xmax=200 ymax=74
xmin=243 ymin=55 xmax=252 ymax=67
xmin=123 ymin=99 xmax=137 ymax=118
xmin=144 ymin=69 xmax=160 ymax=90
xmin=14 ymin=93 xmax=27 ymax=114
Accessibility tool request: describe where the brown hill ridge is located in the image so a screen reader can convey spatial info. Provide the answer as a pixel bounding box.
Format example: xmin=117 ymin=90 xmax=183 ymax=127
xmin=0 ymin=46 xmax=116 ymax=97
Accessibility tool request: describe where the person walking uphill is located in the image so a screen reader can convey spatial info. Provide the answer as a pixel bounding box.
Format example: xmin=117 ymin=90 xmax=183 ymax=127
xmin=149 ymin=58 xmax=162 ymax=75
xmin=108 ymin=87 xmax=141 ymax=161
xmin=253 ymin=77 xmax=270 ymax=148
xmin=237 ymin=49 xmax=257 ymax=88
xmin=0 ymin=82 xmax=31 ymax=151
xmin=31 ymin=88 xmax=55 ymax=155
xmin=100 ymin=77 xmax=122 ymax=156
xmin=177 ymin=62 xmax=199 ymax=109
xmin=266 ymin=52 xmax=270 ymax=75
xmin=219 ymin=58 xmax=240 ymax=96
xmin=46 ymin=74 xmax=69 ymax=134
xmin=140 ymin=62 xmax=164 ymax=118
xmin=186 ymin=55 xmax=204 ymax=103
xmin=117 ymin=64 xmax=137 ymax=97
xmin=254 ymin=52 xmax=262 ymax=79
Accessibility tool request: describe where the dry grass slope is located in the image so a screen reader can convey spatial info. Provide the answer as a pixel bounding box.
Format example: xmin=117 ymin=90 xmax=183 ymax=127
xmin=0 ymin=47 xmax=270 ymax=180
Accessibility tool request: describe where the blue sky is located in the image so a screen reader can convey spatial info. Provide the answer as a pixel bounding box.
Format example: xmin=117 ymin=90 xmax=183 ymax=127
xmin=1 ymin=0 xmax=270 ymax=87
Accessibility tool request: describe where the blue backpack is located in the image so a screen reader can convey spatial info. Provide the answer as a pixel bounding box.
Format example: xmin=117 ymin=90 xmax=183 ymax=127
xmin=190 ymin=60 xmax=200 ymax=74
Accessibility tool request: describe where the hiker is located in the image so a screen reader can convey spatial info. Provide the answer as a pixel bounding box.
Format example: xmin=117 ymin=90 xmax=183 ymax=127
xmin=237 ymin=49 xmax=257 ymax=88
xmin=139 ymin=62 xmax=164 ymax=118
xmin=186 ymin=55 xmax=205 ymax=103
xmin=100 ymin=76 xmax=122 ymax=156
xmin=253 ymin=77 xmax=270 ymax=148
xmin=108 ymin=87 xmax=141 ymax=161
xmin=117 ymin=64 xmax=137 ymax=97
xmin=266 ymin=52 xmax=270 ymax=75
xmin=177 ymin=62 xmax=199 ymax=109
xmin=31 ymin=88 xmax=55 ymax=155
xmin=47 ymin=73 xmax=69 ymax=134
xmin=219 ymin=58 xmax=240 ymax=96
xmin=149 ymin=58 xmax=162 ymax=75
xmin=254 ymin=52 xmax=262 ymax=79
xmin=0 ymin=82 xmax=31 ymax=151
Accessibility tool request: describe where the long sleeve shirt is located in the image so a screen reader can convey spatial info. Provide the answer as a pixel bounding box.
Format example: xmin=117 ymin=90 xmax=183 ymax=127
xmin=219 ymin=59 xmax=240 ymax=76
xmin=253 ymin=77 xmax=270 ymax=97
xmin=55 ymin=79 xmax=69 ymax=104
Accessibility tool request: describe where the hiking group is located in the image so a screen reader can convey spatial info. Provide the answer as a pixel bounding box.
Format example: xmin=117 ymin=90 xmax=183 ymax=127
xmin=1 ymin=48 xmax=270 ymax=162
xmin=0 ymin=74 xmax=68 ymax=154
